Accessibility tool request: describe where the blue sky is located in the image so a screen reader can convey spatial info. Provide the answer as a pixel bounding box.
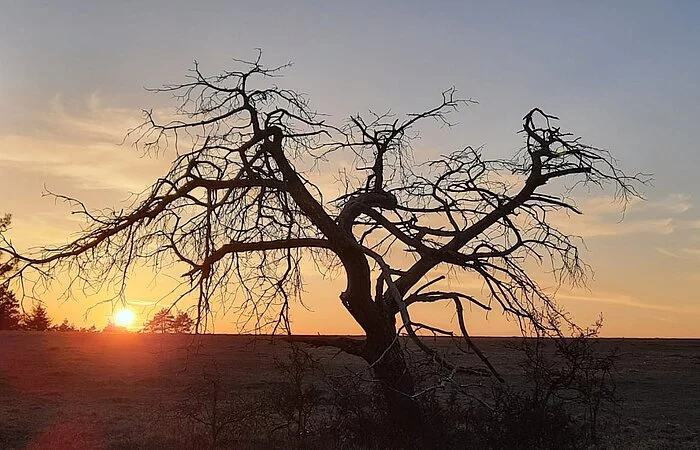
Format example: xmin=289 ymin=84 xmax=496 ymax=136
xmin=1 ymin=1 xmax=699 ymax=335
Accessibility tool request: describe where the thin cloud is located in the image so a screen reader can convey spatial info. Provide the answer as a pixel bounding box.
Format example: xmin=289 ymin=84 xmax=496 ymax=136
xmin=653 ymin=193 xmax=692 ymax=214
xmin=548 ymin=192 xmax=698 ymax=239
xmin=0 ymin=95 xmax=170 ymax=193
xmin=655 ymin=248 xmax=687 ymax=259
xmin=552 ymin=214 xmax=674 ymax=238
xmin=125 ymin=299 xmax=158 ymax=306
xmin=556 ymin=292 xmax=678 ymax=313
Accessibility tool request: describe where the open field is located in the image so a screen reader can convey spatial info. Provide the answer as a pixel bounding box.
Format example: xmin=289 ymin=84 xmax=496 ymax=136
xmin=1 ymin=332 xmax=699 ymax=449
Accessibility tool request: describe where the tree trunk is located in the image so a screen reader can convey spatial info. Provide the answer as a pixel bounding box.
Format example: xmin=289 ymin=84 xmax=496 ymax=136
xmin=365 ymin=328 xmax=423 ymax=436
xmin=331 ymin=237 xmax=423 ymax=437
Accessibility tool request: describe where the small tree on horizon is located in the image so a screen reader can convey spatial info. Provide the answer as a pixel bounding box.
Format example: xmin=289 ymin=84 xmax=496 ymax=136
xmin=142 ymin=308 xmax=194 ymax=333
xmin=0 ymin=214 xmax=22 ymax=330
xmin=0 ymin=286 xmax=21 ymax=330
xmin=51 ymin=318 xmax=78 ymax=332
xmin=143 ymin=308 xmax=176 ymax=333
xmin=172 ymin=311 xmax=195 ymax=334
xmin=23 ymin=303 xmax=52 ymax=331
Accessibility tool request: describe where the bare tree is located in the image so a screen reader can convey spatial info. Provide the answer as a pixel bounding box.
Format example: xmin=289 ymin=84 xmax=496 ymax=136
xmin=0 ymin=55 xmax=644 ymax=428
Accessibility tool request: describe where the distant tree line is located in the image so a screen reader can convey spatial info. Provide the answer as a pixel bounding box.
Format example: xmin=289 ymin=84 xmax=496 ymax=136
xmin=0 ymin=290 xmax=195 ymax=333
xmin=0 ymin=295 xmax=98 ymax=332
xmin=0 ymin=294 xmax=195 ymax=333
xmin=1 ymin=214 xmax=195 ymax=333
xmin=97 ymin=307 xmax=195 ymax=334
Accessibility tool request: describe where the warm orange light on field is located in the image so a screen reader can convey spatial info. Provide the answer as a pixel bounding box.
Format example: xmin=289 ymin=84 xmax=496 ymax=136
xmin=114 ymin=309 xmax=136 ymax=328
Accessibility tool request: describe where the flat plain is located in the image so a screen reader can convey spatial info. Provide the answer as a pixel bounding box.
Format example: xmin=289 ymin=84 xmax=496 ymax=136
xmin=1 ymin=332 xmax=698 ymax=449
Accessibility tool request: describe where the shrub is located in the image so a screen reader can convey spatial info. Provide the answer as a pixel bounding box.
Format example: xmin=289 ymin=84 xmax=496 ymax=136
xmin=168 ymin=366 xmax=267 ymax=449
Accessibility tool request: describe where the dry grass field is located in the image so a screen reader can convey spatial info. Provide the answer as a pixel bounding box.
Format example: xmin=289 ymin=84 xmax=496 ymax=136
xmin=1 ymin=332 xmax=698 ymax=449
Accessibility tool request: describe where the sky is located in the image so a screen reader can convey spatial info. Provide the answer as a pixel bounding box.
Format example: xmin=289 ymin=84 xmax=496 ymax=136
xmin=1 ymin=1 xmax=699 ymax=337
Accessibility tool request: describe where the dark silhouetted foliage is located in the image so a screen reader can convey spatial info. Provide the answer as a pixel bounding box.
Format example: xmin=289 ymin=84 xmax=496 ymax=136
xmin=143 ymin=308 xmax=194 ymax=333
xmin=51 ymin=318 xmax=78 ymax=332
xmin=0 ymin=214 xmax=22 ymax=330
xmin=23 ymin=303 xmax=52 ymax=331
xmin=0 ymin=286 xmax=21 ymax=330
xmin=143 ymin=308 xmax=175 ymax=333
xmin=172 ymin=311 xmax=195 ymax=334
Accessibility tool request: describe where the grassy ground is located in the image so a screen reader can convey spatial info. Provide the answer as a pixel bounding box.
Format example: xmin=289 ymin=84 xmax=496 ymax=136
xmin=1 ymin=332 xmax=698 ymax=449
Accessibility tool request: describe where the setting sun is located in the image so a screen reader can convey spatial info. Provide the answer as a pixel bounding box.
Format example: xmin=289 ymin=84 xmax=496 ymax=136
xmin=114 ymin=309 xmax=135 ymax=328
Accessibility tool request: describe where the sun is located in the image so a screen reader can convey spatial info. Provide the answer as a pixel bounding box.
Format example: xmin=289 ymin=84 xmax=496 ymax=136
xmin=114 ymin=309 xmax=136 ymax=328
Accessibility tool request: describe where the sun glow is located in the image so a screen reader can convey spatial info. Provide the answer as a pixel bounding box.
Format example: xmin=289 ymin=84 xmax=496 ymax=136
xmin=114 ymin=309 xmax=136 ymax=328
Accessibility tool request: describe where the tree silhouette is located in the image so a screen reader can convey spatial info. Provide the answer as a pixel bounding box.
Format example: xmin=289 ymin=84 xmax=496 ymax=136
xmin=143 ymin=308 xmax=175 ymax=333
xmin=23 ymin=303 xmax=52 ymax=331
xmin=143 ymin=308 xmax=195 ymax=333
xmin=51 ymin=318 xmax=78 ymax=332
xmin=0 ymin=214 xmax=22 ymax=330
xmin=0 ymin=56 xmax=645 ymax=427
xmin=0 ymin=287 xmax=21 ymax=330
xmin=172 ymin=311 xmax=195 ymax=333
